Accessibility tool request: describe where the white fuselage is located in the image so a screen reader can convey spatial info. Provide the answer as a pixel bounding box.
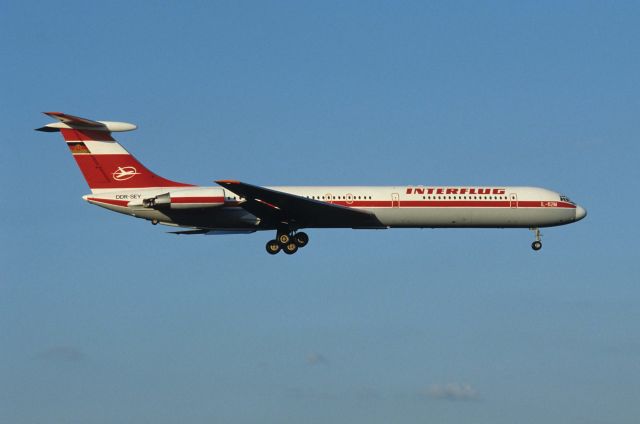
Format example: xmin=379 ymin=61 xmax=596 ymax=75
xmin=84 ymin=185 xmax=586 ymax=230
xmin=38 ymin=112 xmax=587 ymax=253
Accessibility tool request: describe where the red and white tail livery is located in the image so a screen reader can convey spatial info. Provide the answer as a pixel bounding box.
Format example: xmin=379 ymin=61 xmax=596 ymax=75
xmin=38 ymin=112 xmax=587 ymax=255
xmin=38 ymin=112 xmax=191 ymax=192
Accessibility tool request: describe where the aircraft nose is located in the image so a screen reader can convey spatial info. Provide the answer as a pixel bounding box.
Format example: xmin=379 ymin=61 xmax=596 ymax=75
xmin=575 ymin=205 xmax=587 ymax=221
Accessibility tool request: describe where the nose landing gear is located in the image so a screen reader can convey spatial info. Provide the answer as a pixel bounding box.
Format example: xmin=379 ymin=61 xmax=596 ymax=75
xmin=530 ymin=227 xmax=542 ymax=251
xmin=265 ymin=231 xmax=309 ymax=255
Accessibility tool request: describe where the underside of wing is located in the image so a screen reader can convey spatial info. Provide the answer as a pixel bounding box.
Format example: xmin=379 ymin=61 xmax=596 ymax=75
xmin=170 ymin=229 xmax=257 ymax=235
xmin=216 ymin=180 xmax=384 ymax=229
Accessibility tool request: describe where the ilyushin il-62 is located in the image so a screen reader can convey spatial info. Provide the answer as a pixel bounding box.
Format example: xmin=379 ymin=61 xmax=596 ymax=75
xmin=38 ymin=112 xmax=586 ymax=255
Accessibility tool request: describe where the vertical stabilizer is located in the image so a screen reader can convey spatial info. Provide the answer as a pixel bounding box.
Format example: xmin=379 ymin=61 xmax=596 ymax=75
xmin=37 ymin=112 xmax=193 ymax=193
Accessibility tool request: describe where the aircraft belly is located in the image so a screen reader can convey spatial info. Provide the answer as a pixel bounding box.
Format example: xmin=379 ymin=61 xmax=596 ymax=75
xmin=370 ymin=207 xmax=472 ymax=227
xmin=367 ymin=207 xmax=575 ymax=228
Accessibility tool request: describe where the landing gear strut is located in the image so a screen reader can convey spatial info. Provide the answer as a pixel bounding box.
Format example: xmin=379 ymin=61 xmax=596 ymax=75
xmin=531 ymin=227 xmax=542 ymax=251
xmin=265 ymin=230 xmax=309 ymax=255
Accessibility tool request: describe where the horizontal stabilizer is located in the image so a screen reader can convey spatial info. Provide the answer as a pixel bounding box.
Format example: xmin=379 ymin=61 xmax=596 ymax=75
xmin=36 ymin=112 xmax=137 ymax=132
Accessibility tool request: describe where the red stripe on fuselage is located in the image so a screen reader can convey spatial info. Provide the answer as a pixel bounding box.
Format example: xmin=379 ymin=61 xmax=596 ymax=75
xmin=171 ymin=197 xmax=225 ymax=204
xmin=87 ymin=194 xmax=575 ymax=211
xmin=327 ymin=200 xmax=576 ymax=209
xmin=86 ymin=197 xmax=130 ymax=207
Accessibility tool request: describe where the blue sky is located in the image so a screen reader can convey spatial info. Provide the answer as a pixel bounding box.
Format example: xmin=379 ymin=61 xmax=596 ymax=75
xmin=1 ymin=1 xmax=639 ymax=423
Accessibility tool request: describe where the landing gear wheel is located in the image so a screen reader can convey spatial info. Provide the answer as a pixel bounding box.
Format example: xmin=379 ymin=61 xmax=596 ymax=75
xmin=269 ymin=229 xmax=307 ymax=254
xmin=266 ymin=240 xmax=281 ymax=255
xmin=294 ymin=232 xmax=309 ymax=247
xmin=277 ymin=233 xmax=291 ymax=245
xmin=151 ymin=219 xmax=159 ymax=225
xmin=283 ymin=242 xmax=299 ymax=255
xmin=530 ymin=227 xmax=542 ymax=251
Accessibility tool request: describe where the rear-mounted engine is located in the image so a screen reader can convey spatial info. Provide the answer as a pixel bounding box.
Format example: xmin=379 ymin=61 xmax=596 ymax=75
xmin=138 ymin=188 xmax=227 ymax=209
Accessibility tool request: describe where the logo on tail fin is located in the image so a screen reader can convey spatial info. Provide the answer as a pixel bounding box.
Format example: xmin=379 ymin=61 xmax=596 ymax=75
xmin=112 ymin=166 xmax=141 ymax=181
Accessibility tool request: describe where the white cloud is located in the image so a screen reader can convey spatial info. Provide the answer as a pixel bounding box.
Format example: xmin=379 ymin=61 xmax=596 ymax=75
xmin=424 ymin=383 xmax=479 ymax=401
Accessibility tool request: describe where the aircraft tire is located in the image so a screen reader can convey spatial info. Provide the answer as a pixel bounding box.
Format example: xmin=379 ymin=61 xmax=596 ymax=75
xmin=283 ymin=242 xmax=298 ymax=255
xmin=294 ymin=232 xmax=309 ymax=247
xmin=278 ymin=233 xmax=291 ymax=245
xmin=531 ymin=241 xmax=542 ymax=251
xmin=266 ymin=240 xmax=281 ymax=255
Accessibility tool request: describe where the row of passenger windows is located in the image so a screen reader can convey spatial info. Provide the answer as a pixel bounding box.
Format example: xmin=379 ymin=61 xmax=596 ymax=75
xmin=422 ymin=195 xmax=507 ymax=200
xmin=306 ymin=195 xmax=373 ymax=200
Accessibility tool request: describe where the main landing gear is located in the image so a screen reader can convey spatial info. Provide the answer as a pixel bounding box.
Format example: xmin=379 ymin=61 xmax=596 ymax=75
xmin=266 ymin=231 xmax=309 ymax=255
xmin=530 ymin=227 xmax=542 ymax=251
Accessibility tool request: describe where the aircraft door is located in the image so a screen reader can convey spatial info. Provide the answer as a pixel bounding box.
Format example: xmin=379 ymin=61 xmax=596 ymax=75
xmin=392 ymin=193 xmax=400 ymax=208
xmin=509 ymin=193 xmax=518 ymax=208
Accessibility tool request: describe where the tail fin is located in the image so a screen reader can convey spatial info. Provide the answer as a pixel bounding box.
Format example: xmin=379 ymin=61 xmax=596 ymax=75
xmin=37 ymin=112 xmax=192 ymax=193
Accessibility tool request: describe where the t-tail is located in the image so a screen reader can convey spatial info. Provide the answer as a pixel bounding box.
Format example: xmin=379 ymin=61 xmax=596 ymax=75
xmin=36 ymin=112 xmax=192 ymax=193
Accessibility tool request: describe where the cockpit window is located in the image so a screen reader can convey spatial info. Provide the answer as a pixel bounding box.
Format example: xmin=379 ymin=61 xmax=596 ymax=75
xmin=560 ymin=195 xmax=575 ymax=204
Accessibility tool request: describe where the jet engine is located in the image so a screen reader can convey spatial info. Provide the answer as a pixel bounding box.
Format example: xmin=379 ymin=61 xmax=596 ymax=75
xmin=139 ymin=188 xmax=227 ymax=209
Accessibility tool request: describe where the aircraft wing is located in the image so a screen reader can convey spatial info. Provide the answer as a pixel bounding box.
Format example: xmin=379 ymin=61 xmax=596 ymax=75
xmin=215 ymin=180 xmax=385 ymax=229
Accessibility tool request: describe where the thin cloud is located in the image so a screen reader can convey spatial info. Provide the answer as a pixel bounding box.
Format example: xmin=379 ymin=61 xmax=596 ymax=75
xmin=424 ymin=383 xmax=479 ymax=401
xmin=34 ymin=346 xmax=85 ymax=363
xmin=306 ymin=352 xmax=329 ymax=366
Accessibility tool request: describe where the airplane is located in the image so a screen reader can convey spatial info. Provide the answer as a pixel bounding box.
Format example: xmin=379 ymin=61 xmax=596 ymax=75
xmin=37 ymin=112 xmax=586 ymax=255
